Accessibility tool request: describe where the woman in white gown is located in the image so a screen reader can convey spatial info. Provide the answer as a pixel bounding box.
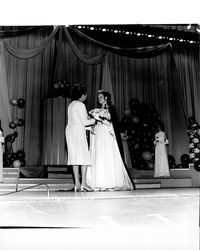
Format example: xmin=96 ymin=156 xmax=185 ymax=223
xmin=153 ymin=124 xmax=170 ymax=178
xmin=65 ymin=85 xmax=95 ymax=192
xmin=86 ymin=91 xmax=134 ymax=191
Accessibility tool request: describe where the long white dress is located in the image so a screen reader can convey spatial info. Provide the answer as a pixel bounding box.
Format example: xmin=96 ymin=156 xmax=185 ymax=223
xmin=65 ymin=101 xmax=94 ymax=165
xmin=154 ymin=131 xmax=170 ymax=178
xmin=0 ymin=131 xmax=4 ymax=182
xmin=86 ymin=109 xmax=133 ymax=191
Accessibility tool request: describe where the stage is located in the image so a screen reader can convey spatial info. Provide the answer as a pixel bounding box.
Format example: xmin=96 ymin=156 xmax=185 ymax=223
xmin=0 ymin=188 xmax=199 ymax=249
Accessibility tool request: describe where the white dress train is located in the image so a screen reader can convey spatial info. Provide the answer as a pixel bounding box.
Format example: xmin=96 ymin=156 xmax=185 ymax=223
xmin=86 ymin=119 xmax=133 ymax=191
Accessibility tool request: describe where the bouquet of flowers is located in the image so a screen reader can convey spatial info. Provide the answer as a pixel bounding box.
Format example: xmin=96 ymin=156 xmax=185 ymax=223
xmin=89 ymin=108 xmax=111 ymax=122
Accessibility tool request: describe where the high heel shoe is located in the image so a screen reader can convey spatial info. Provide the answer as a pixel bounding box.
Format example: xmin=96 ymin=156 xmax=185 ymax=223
xmin=80 ymin=185 xmax=93 ymax=192
xmin=74 ymin=185 xmax=81 ymax=192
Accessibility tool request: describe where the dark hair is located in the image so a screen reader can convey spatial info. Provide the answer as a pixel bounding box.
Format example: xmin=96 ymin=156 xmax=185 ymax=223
xmin=156 ymin=122 xmax=165 ymax=132
xmin=71 ymin=84 xmax=86 ymax=100
xmin=97 ymin=91 xmax=112 ymax=108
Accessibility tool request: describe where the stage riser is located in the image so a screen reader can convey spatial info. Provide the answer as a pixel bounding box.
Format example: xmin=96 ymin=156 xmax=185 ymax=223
xmin=0 ymin=183 xmax=73 ymax=192
xmin=0 ymin=168 xmax=193 ymax=192
xmin=0 ymin=183 xmax=160 ymax=192
xmin=130 ymin=169 xmax=191 ymax=179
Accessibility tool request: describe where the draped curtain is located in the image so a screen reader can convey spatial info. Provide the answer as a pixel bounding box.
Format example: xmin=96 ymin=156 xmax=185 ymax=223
xmin=0 ymin=25 xmax=198 ymax=168
xmin=2 ymin=27 xmax=56 ymax=165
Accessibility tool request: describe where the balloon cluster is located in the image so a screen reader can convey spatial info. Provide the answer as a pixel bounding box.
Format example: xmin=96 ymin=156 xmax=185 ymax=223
xmin=187 ymin=117 xmax=200 ymax=171
xmin=10 ymin=98 xmax=26 ymax=108
xmin=120 ymin=99 xmax=177 ymax=170
xmin=9 ymin=98 xmax=25 ymax=129
xmin=53 ymin=80 xmax=70 ymax=98
xmin=5 ymin=98 xmax=27 ymax=167
xmin=9 ymin=118 xmax=25 ymax=129
xmin=3 ymin=131 xmax=26 ymax=168
xmin=4 ymin=150 xmax=26 ymax=168
xmin=120 ymin=99 xmax=160 ymax=170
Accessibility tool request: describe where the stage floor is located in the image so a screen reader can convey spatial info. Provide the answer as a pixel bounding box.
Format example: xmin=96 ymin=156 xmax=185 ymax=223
xmin=0 ymin=188 xmax=199 ymax=250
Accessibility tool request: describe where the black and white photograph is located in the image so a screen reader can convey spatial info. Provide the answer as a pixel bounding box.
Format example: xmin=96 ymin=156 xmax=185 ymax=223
xmin=0 ymin=2 xmax=199 ymax=249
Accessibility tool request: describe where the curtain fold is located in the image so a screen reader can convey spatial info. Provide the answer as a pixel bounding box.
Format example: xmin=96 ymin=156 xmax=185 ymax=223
xmin=3 ymin=28 xmax=57 ymax=165
xmin=2 ymin=26 xmax=59 ymax=59
xmin=0 ymin=26 xmax=53 ymax=38
xmin=101 ymin=55 xmax=115 ymax=104
xmin=0 ymin=42 xmax=13 ymax=139
xmin=63 ymin=27 xmax=107 ymax=65
xmin=68 ymin=26 xmax=172 ymax=58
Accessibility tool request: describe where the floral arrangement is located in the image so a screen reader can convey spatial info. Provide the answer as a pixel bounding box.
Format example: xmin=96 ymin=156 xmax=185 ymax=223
xmin=89 ymin=108 xmax=111 ymax=122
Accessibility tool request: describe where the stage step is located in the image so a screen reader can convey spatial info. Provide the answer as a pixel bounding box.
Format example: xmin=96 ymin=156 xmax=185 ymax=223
xmin=130 ymin=168 xmax=191 ymax=179
xmin=0 ymin=167 xmax=192 ymax=192
xmin=160 ymin=178 xmax=192 ymax=188
xmin=0 ymin=183 xmax=73 ymax=192
xmin=0 ymin=182 xmax=160 ymax=192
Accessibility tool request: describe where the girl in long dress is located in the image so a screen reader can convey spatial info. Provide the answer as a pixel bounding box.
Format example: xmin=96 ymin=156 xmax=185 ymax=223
xmin=86 ymin=91 xmax=134 ymax=191
xmin=153 ymin=124 xmax=170 ymax=178
xmin=65 ymin=85 xmax=95 ymax=192
xmin=0 ymin=121 xmax=4 ymax=183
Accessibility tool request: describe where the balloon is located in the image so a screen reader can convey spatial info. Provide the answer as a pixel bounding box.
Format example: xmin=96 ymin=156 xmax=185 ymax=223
xmin=194 ymin=160 xmax=200 ymax=171
xmin=9 ymin=122 xmax=16 ymax=129
xmin=16 ymin=150 xmax=25 ymax=160
xmin=196 ymin=129 xmax=200 ymax=136
xmin=124 ymin=108 xmax=131 ymax=117
xmin=180 ymin=154 xmax=190 ymax=165
xmin=142 ymin=151 xmax=152 ymax=161
xmin=146 ymin=161 xmax=154 ymax=169
xmin=20 ymin=159 xmax=26 ymax=167
xmin=149 ymin=104 xmax=156 ymax=111
xmin=17 ymin=99 xmax=26 ymax=109
xmin=13 ymin=160 xmax=21 ymax=168
xmin=60 ymin=83 xmax=65 ymax=89
xmin=131 ymin=129 xmax=137 ymax=136
xmin=18 ymin=119 xmax=25 ymax=127
xmin=10 ymin=98 xmax=18 ymax=106
xmin=142 ymin=123 xmax=149 ymax=129
xmin=131 ymin=116 xmax=140 ymax=125
xmin=152 ymin=111 xmax=159 ymax=119
xmin=12 ymin=118 xmax=19 ymax=126
xmin=54 ymin=83 xmax=59 ymax=89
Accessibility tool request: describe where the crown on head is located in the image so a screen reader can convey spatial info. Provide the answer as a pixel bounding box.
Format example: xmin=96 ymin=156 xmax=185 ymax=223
xmin=98 ymin=89 xmax=105 ymax=93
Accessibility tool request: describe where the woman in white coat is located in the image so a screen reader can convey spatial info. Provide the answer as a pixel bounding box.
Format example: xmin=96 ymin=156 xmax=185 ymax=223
xmin=65 ymin=85 xmax=95 ymax=192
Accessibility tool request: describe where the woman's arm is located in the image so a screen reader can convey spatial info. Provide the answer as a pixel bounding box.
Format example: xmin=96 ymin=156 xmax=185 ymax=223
xmin=79 ymin=103 xmax=95 ymax=127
